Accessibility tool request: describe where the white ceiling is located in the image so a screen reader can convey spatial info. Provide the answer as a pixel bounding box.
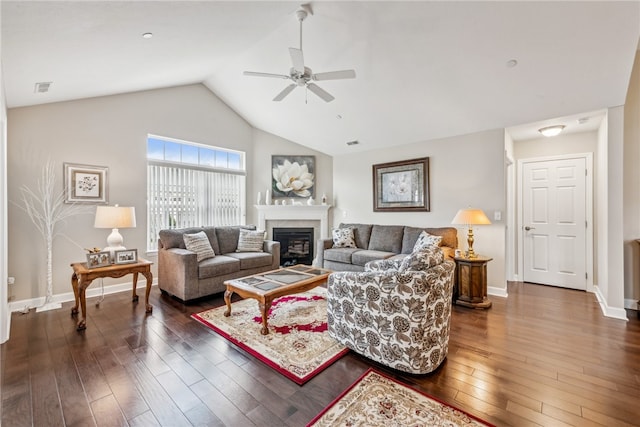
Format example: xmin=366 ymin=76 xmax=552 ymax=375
xmin=2 ymin=1 xmax=639 ymax=156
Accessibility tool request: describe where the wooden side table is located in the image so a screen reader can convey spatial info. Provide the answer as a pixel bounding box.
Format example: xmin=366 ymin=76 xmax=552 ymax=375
xmin=70 ymin=258 xmax=153 ymax=330
xmin=454 ymin=255 xmax=492 ymax=309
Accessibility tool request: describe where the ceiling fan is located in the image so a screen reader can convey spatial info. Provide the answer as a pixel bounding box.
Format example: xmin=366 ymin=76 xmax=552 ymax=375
xmin=243 ymin=5 xmax=356 ymax=103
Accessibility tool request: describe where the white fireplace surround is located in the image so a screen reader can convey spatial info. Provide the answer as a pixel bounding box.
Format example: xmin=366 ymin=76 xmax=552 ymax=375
xmin=255 ymin=205 xmax=332 ymax=239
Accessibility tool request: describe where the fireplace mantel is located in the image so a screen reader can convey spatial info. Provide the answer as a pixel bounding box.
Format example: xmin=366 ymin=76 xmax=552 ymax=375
xmin=255 ymin=204 xmax=332 ymax=239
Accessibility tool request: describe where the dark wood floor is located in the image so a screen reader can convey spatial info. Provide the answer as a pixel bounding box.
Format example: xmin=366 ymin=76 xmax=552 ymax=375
xmin=1 ymin=281 xmax=639 ymax=426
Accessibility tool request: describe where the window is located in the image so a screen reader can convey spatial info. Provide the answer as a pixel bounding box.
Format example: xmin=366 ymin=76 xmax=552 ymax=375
xmin=147 ymin=135 xmax=246 ymax=251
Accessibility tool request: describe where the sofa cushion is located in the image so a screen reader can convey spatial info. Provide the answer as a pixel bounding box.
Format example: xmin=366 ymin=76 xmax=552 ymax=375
xmin=183 ymin=231 xmax=216 ymax=262
xmin=399 ymin=246 xmax=444 ymax=272
xmin=339 ymin=223 xmax=373 ymax=249
xmin=237 ymin=229 xmax=265 ymax=252
xmin=368 ymin=225 xmax=404 ymax=253
xmin=351 ymin=250 xmax=396 ymax=267
xmin=413 ymin=230 xmax=443 ymax=251
xmin=226 ymin=252 xmax=273 ymax=270
xmin=198 ymin=255 xmax=240 ymax=279
xmin=215 ymin=225 xmax=256 ymax=254
xmin=159 ymin=227 xmax=203 ymax=249
xmin=202 ymin=227 xmax=221 ymax=255
xmin=402 ymin=226 xmax=458 ymax=254
xmin=332 ymin=227 xmax=357 ymax=248
xmin=324 ymin=247 xmax=361 ymax=264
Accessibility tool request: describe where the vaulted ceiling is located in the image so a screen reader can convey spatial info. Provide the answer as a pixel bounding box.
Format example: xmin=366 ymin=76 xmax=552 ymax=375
xmin=2 ymin=1 xmax=639 ymax=155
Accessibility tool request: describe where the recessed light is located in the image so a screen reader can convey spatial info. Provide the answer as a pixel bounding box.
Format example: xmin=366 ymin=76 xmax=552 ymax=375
xmin=142 ymin=32 xmax=153 ymax=39
xmin=506 ymin=59 xmax=518 ymax=68
xmin=538 ymin=125 xmax=565 ymax=137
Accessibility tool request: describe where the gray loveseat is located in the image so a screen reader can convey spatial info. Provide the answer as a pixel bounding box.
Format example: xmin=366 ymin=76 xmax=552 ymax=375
xmin=158 ymin=226 xmax=280 ymax=302
xmin=316 ymin=223 xmax=458 ymax=272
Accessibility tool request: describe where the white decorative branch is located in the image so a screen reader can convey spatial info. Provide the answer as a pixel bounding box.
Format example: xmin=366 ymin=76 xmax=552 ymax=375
xmin=16 ymin=160 xmax=91 ymax=310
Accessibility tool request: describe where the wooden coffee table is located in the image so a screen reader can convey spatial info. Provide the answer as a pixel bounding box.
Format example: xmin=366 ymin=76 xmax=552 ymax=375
xmin=224 ymin=265 xmax=332 ymax=335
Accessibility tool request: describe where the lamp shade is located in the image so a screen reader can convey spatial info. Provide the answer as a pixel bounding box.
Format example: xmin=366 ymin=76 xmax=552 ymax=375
xmin=94 ymin=206 xmax=136 ymax=229
xmin=451 ymin=208 xmax=491 ymax=226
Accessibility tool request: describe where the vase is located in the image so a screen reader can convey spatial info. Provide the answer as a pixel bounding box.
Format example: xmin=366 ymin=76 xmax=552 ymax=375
xmin=307 ymin=196 xmax=314 ymax=205
xmin=265 ymin=189 xmax=272 ymax=205
xmin=322 ymin=193 xmax=327 ymax=205
xmin=257 ymin=191 xmax=262 ymax=205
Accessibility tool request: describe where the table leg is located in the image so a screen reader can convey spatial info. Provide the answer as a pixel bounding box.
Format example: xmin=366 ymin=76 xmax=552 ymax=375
xmin=71 ymin=273 xmax=80 ymax=316
xmin=259 ymin=298 xmax=273 ymax=335
xmin=224 ymin=289 xmax=233 ymax=317
xmin=131 ymin=272 xmax=139 ymax=303
xmin=77 ymin=279 xmax=92 ymax=331
xmin=142 ymin=270 xmax=153 ymax=313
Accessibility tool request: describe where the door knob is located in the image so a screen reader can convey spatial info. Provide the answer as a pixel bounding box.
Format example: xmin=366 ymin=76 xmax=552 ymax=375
xmin=524 ymin=226 xmax=536 ymax=231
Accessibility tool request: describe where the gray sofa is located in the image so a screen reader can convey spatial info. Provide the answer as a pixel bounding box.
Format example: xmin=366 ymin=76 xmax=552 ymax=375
xmin=158 ymin=225 xmax=280 ymax=302
xmin=316 ymin=223 xmax=458 ymax=272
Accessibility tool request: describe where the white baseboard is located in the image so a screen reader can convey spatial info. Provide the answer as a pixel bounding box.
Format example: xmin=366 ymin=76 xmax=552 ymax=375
xmin=488 ymin=285 xmax=508 ymax=298
xmin=8 ymin=279 xmax=158 ymax=313
xmin=593 ymin=286 xmax=629 ymax=321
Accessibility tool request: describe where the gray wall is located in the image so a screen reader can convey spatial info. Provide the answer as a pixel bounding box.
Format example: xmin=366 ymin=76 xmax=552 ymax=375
xmin=6 ymin=83 xmax=331 ymax=304
xmin=332 ymin=129 xmax=507 ymax=293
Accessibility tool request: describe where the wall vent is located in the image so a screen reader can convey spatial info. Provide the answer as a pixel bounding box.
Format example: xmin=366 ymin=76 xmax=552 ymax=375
xmin=346 ymin=140 xmax=359 ymax=146
xmin=34 ymin=82 xmax=52 ymax=93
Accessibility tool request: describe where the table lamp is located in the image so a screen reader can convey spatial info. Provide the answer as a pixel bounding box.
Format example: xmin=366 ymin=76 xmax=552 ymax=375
xmin=451 ymin=208 xmax=491 ymax=258
xmin=94 ymin=204 xmax=136 ymax=261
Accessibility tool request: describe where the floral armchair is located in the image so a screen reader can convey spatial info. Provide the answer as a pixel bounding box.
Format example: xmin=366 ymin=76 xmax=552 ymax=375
xmin=326 ymin=245 xmax=455 ymax=374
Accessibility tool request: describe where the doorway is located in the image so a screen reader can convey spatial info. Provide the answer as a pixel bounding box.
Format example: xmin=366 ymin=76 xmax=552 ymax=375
xmin=517 ymin=154 xmax=593 ymax=291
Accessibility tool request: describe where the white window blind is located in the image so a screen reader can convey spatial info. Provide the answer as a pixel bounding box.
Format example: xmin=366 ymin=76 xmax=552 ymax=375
xmin=146 ymin=135 xmax=246 ymax=251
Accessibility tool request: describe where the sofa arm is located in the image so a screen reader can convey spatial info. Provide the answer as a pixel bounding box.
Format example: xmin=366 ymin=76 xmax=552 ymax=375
xmin=315 ymin=238 xmax=333 ymax=267
xmin=263 ymin=240 xmax=281 ymax=267
xmin=158 ymin=247 xmax=198 ymax=300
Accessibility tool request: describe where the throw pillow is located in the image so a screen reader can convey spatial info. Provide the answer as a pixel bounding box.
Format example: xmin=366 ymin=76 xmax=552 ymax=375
xmin=237 ymin=229 xmax=265 ymax=252
xmin=183 ymin=231 xmax=216 ymax=262
xmin=399 ymin=245 xmax=444 ymax=272
xmin=332 ymin=227 xmax=357 ymax=248
xmin=413 ymin=230 xmax=443 ymax=251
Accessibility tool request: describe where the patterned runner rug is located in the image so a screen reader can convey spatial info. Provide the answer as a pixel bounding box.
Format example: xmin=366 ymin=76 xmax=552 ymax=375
xmin=308 ymin=369 xmax=495 ymax=426
xmin=192 ymin=287 xmax=348 ymax=385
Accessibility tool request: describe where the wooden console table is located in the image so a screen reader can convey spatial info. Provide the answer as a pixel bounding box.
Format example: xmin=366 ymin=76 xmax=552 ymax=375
xmin=454 ymin=255 xmax=492 ymax=309
xmin=70 ymin=258 xmax=153 ymax=330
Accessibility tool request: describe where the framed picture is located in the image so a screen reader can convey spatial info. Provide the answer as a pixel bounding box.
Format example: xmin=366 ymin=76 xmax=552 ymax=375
xmin=86 ymin=251 xmax=111 ymax=269
xmin=115 ymin=249 xmax=138 ymax=264
xmin=64 ymin=163 xmax=108 ymax=204
xmin=272 ymin=155 xmax=315 ymax=198
xmin=373 ymin=157 xmax=430 ymax=212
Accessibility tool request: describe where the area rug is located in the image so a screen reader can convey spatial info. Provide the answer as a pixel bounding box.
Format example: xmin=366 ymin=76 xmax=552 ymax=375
xmin=307 ymin=369 xmax=495 ymax=426
xmin=191 ymin=287 xmax=348 ymax=385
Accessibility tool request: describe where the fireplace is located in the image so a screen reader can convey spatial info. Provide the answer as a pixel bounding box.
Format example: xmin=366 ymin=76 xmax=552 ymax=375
xmin=273 ymin=227 xmax=314 ymax=266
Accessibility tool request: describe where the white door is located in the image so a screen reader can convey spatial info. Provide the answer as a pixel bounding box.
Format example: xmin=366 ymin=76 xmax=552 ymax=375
xmin=522 ymin=157 xmax=587 ymax=290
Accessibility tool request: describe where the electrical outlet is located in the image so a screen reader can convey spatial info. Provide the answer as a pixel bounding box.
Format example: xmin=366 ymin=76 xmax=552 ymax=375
xmin=494 ymin=211 xmax=502 ymax=221
xmin=7 ymin=277 xmax=15 ymax=285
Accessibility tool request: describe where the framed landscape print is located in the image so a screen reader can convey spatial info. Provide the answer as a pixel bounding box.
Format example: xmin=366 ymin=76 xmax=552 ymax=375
xmin=373 ymin=157 xmax=430 ymax=212
xmin=64 ymin=163 xmax=108 ymax=204
xmin=271 ymin=155 xmax=315 ymax=198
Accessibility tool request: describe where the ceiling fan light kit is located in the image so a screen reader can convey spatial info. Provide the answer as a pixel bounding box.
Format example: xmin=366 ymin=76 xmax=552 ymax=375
xmin=243 ymin=4 xmax=356 ymax=103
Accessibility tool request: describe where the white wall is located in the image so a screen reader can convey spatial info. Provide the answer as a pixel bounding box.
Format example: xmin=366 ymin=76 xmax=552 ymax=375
xmin=0 ymin=9 xmax=10 ymax=342
xmin=7 ymin=84 xmax=255 ymax=303
xmin=623 ymin=49 xmax=640 ymax=309
xmin=333 ymin=129 xmax=507 ymax=294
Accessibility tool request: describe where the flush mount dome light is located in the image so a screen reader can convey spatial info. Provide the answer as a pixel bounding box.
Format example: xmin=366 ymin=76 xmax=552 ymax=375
xmin=538 ymin=125 xmax=565 ymax=137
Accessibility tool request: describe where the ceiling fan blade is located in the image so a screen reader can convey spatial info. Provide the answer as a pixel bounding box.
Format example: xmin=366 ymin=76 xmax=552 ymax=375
xmin=307 ymin=83 xmax=335 ymax=102
xmin=289 ymin=48 xmax=305 ymax=73
xmin=243 ymin=71 xmax=290 ymax=79
xmin=312 ymin=70 xmax=356 ymax=81
xmin=273 ymin=84 xmax=297 ymax=101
